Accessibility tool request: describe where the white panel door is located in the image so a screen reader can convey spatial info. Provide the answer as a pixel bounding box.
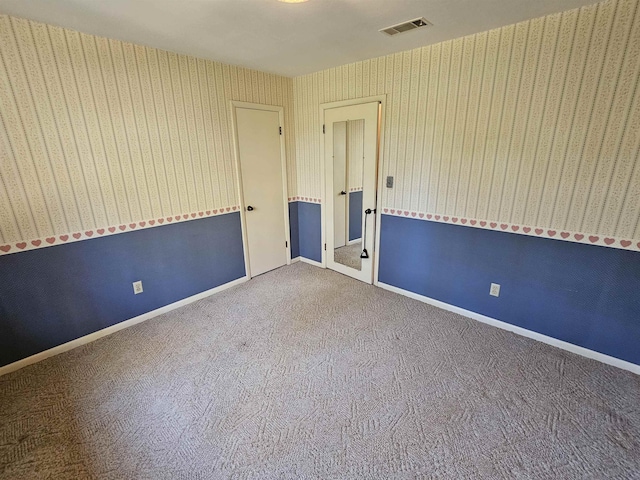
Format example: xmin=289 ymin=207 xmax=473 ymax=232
xmin=333 ymin=121 xmax=347 ymax=248
xmin=236 ymin=107 xmax=288 ymax=277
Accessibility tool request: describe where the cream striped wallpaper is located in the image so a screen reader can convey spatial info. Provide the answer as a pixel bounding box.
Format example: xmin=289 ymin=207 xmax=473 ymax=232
xmin=293 ymin=0 xmax=640 ymax=248
xmin=0 ymin=15 xmax=296 ymax=253
xmin=348 ymin=119 xmax=364 ymax=191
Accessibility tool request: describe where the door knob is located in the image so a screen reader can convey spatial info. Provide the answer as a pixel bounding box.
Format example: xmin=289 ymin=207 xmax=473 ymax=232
xmin=340 ymin=191 xmax=347 ymax=195
xmin=246 ymin=205 xmax=254 ymax=211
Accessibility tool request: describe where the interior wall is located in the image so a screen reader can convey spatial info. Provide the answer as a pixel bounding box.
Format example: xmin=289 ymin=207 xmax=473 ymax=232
xmin=2 ymin=1 xmax=639 ymax=368
xmin=292 ymin=0 xmax=640 ymax=367
xmin=293 ymin=0 xmax=640 ymax=252
xmin=0 ymin=15 xmax=296 ymax=254
xmin=0 ymin=213 xmax=245 ymax=367
xmin=379 ymin=214 xmax=640 ymax=366
xmin=0 ymin=15 xmax=296 ymax=368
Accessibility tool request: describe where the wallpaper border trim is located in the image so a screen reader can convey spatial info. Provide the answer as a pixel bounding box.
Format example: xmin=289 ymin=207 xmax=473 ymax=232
xmin=0 ymin=207 xmax=240 ymax=256
xmin=381 ymin=210 xmax=640 ymax=252
xmin=288 ymin=196 xmax=321 ymax=204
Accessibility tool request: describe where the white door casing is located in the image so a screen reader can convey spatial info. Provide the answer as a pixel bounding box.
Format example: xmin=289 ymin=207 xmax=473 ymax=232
xmin=232 ymin=102 xmax=290 ymax=278
xmin=324 ymin=101 xmax=380 ymax=284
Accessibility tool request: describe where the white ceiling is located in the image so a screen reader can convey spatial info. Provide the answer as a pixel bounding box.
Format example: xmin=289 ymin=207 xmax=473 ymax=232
xmin=0 ymin=0 xmax=599 ymax=77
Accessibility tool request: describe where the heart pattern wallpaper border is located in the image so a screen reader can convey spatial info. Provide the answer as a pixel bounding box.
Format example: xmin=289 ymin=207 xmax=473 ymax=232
xmin=288 ymin=197 xmax=321 ymax=204
xmin=0 ymin=207 xmax=240 ymax=256
xmin=382 ymin=208 xmax=640 ymax=252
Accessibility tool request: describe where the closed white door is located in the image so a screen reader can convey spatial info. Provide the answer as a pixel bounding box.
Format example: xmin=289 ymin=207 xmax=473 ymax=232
xmin=333 ymin=121 xmax=347 ymax=248
xmin=235 ymin=106 xmax=288 ymax=277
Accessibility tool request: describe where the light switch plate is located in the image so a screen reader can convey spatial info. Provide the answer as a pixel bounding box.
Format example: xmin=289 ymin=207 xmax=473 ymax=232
xmin=490 ymin=283 xmax=500 ymax=297
xmin=386 ymin=176 xmax=394 ymax=188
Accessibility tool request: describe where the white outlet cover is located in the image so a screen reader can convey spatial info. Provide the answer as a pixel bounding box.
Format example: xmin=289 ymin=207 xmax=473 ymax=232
xmin=490 ymin=283 xmax=500 ymax=297
xmin=133 ymin=281 xmax=143 ymax=294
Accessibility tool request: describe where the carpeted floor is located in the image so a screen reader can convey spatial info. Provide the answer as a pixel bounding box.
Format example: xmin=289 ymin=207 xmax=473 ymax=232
xmin=1 ymin=263 xmax=639 ymax=479
xmin=334 ymin=242 xmax=362 ymax=270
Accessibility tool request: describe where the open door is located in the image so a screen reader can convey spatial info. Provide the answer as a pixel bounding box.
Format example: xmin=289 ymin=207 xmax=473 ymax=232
xmin=324 ymin=102 xmax=380 ymax=284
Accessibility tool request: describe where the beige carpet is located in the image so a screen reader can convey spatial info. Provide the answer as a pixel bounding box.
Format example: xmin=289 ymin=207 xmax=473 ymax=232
xmin=334 ymin=242 xmax=362 ymax=270
xmin=1 ymin=263 xmax=639 ymax=479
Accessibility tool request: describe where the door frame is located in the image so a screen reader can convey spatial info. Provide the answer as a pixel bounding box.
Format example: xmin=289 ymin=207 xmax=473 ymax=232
xmin=319 ymin=95 xmax=386 ymax=284
xmin=230 ymin=101 xmax=291 ymax=279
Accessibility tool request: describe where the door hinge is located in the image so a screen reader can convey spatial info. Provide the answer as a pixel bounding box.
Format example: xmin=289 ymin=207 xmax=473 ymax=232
xmin=324 ymin=243 xmax=327 ymax=251
xmin=322 ymin=124 xmax=325 ymax=134
xmin=285 ymin=241 xmax=288 ymax=248
xmin=279 ymin=126 xmax=282 ymax=135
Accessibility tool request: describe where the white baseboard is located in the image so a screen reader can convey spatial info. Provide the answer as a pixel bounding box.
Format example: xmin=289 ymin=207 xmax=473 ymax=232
xmin=6 ymin=269 xmax=635 ymax=378
xmin=0 ymin=276 xmax=249 ymax=378
xmin=347 ymin=239 xmax=361 ymax=246
xmin=299 ymin=257 xmax=324 ymax=268
xmin=377 ymin=282 xmax=640 ymax=376
xmin=290 ymin=256 xmax=301 ymax=263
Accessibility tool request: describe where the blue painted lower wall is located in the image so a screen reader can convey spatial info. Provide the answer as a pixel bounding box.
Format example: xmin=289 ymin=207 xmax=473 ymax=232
xmin=294 ymin=201 xmax=322 ymax=263
xmin=379 ymin=214 xmax=640 ymax=366
xmin=349 ymin=191 xmax=362 ymax=242
xmin=10 ymin=205 xmax=634 ymax=370
xmin=0 ymin=213 xmax=246 ymax=367
xmin=288 ymin=202 xmax=300 ymax=259
xmin=290 ymin=200 xmax=354 ymax=263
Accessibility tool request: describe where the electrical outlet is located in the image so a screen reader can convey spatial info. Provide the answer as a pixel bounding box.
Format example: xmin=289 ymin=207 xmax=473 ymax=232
xmin=133 ymin=281 xmax=143 ymax=295
xmin=386 ymin=176 xmax=394 ymax=188
xmin=490 ymin=283 xmax=500 ymax=297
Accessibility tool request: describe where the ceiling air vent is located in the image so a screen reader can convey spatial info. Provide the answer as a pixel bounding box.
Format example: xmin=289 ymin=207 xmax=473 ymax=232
xmin=380 ymin=17 xmax=432 ymax=36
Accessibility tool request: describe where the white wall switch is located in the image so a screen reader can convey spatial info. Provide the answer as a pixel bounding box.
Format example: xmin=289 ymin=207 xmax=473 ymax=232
xmin=133 ymin=281 xmax=143 ymax=295
xmin=490 ymin=283 xmax=500 ymax=297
